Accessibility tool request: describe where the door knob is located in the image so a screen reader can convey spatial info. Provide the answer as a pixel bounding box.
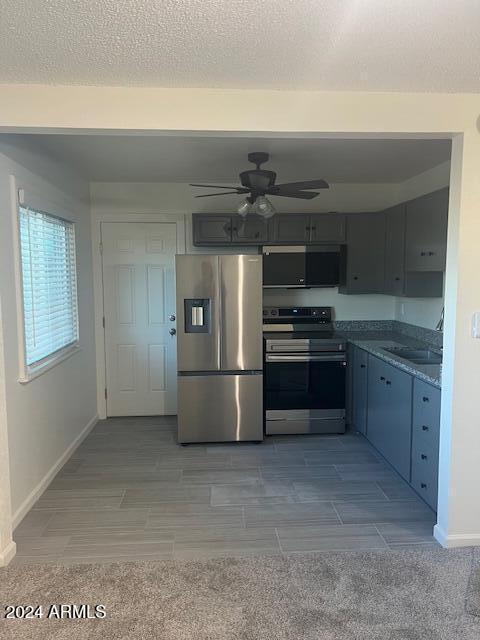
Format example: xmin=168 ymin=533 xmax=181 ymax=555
xmin=169 ymin=328 xmax=176 ymax=336
xmin=169 ymin=314 xmax=176 ymax=321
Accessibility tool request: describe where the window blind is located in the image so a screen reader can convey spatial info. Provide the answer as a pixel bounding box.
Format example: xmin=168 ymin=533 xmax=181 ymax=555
xmin=19 ymin=206 xmax=79 ymax=368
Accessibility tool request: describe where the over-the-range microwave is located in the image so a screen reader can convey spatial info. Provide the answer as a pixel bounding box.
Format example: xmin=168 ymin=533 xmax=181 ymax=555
xmin=262 ymin=245 xmax=340 ymax=288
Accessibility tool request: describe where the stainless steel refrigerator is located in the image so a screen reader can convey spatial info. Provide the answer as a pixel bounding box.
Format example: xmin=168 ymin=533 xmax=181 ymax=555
xmin=175 ymin=254 xmax=263 ymax=444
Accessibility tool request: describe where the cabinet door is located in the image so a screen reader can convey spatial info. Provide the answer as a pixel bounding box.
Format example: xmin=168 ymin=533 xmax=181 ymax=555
xmin=192 ymin=215 xmax=232 ymax=245
xmin=384 ymin=204 xmax=406 ymax=295
xmin=310 ymin=214 xmax=346 ymax=243
xmin=405 ymin=188 xmax=448 ymax=271
xmin=351 ymin=347 xmax=368 ymax=434
xmin=339 ymin=213 xmax=386 ymax=294
xmin=231 ymin=215 xmax=269 ymax=244
xmin=270 ymin=214 xmax=310 ymax=243
xmin=411 ymin=380 xmax=441 ymax=511
xmin=367 ymin=356 xmax=413 ymax=480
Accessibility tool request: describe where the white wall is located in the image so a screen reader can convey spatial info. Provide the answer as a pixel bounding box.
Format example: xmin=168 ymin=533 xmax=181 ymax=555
xmin=0 ymin=297 xmax=15 ymax=565
xmin=0 ymin=136 xmax=97 ymax=524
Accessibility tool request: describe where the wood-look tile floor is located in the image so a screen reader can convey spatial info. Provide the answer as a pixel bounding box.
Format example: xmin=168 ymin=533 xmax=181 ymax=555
xmin=12 ymin=417 xmax=438 ymax=564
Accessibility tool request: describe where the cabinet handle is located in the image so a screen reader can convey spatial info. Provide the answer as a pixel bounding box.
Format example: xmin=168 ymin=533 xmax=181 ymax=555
xmin=421 ymin=454 xmax=428 ymax=460
xmin=420 ymin=251 xmax=426 ymax=256
xmin=306 ymin=226 xmax=311 ymax=232
xmin=421 ymin=483 xmax=427 ymax=489
xmin=386 ymin=380 xmax=392 ymax=386
xmin=422 ymin=396 xmax=429 ymax=403
xmin=353 ymin=276 xmax=359 ymax=280
xmin=422 ymin=425 xmax=429 ymax=431
xmin=360 ymin=364 xmax=366 ymax=369
xmin=428 ymin=251 xmax=435 ymax=256
xmin=311 ymin=226 xmax=316 ymax=232
xmin=380 ymin=376 xmax=385 ymax=381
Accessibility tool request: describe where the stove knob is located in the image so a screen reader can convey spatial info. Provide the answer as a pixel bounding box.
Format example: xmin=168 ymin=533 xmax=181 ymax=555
xmin=271 ymin=309 xmax=278 ymax=316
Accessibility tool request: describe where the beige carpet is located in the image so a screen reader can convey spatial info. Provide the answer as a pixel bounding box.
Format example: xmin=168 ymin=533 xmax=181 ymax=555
xmin=1 ymin=546 xmax=479 ymax=639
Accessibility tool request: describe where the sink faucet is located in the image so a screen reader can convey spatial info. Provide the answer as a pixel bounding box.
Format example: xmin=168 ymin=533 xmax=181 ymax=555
xmin=435 ymin=307 xmax=444 ymax=332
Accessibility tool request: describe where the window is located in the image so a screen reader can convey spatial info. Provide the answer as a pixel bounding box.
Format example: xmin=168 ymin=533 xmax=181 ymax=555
xmin=19 ymin=206 xmax=79 ymax=374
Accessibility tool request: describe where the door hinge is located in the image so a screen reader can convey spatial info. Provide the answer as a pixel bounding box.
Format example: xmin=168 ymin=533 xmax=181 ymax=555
xmin=104 ymin=387 xmax=108 ymax=399
xmin=102 ymin=316 xmax=105 ymax=329
xmin=99 ymin=242 xmax=103 ymax=254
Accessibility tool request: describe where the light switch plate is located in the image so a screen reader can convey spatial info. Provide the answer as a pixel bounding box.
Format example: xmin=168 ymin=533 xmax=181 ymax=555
xmin=472 ymin=312 xmax=480 ymax=338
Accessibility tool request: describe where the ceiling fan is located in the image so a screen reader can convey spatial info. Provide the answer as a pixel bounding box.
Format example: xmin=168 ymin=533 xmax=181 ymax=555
xmin=190 ymin=152 xmax=329 ymax=218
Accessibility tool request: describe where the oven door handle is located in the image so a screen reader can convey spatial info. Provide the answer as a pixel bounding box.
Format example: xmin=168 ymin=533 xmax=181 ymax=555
xmin=265 ymin=354 xmax=346 ymax=363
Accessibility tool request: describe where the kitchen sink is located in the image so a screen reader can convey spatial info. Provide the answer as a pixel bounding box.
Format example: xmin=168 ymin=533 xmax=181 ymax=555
xmin=383 ymin=347 xmax=442 ymax=365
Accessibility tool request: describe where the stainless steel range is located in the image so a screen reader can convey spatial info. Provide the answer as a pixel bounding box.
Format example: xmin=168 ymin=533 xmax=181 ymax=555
xmin=263 ymin=306 xmax=346 ymax=435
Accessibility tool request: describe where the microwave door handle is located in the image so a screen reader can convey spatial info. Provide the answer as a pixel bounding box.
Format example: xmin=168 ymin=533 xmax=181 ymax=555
xmin=265 ymin=354 xmax=346 ymax=363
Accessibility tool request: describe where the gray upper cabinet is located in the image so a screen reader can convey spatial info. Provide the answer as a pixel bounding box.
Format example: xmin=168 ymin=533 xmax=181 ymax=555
xmin=405 ymin=188 xmax=449 ymax=271
xmin=310 ymin=214 xmax=346 ymax=243
xmin=339 ymin=213 xmax=386 ymax=294
xmin=384 ymin=204 xmax=406 ymax=296
xmin=193 ymin=215 xmax=232 ymax=245
xmin=351 ymin=346 xmax=369 ymax=435
xmin=366 ymin=355 xmax=413 ymax=481
xmin=270 ymin=214 xmax=310 ymax=243
xmin=231 ymin=215 xmax=269 ymax=244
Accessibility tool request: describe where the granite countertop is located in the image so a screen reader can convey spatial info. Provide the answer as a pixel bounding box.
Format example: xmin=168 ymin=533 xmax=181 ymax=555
xmin=337 ymin=330 xmax=442 ymax=388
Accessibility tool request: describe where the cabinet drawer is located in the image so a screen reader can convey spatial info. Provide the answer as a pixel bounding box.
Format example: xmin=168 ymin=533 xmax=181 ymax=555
xmin=411 ymin=460 xmax=438 ymax=511
xmin=411 ymin=379 xmax=440 ymax=511
xmin=412 ymin=380 xmax=441 ymax=443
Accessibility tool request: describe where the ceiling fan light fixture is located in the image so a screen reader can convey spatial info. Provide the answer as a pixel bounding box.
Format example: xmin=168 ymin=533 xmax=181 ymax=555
xmin=255 ymin=195 xmax=276 ymax=219
xmin=237 ymin=198 xmax=252 ymax=217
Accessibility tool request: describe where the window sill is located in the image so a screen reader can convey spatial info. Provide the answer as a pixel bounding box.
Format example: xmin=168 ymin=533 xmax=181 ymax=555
xmin=18 ymin=344 xmax=81 ymax=384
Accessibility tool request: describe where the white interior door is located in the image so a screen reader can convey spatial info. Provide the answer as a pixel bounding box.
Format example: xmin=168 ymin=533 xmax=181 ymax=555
xmin=101 ymin=222 xmax=177 ymax=416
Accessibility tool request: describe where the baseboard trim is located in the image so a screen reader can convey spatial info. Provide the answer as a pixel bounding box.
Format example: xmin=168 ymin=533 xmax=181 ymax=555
xmin=12 ymin=414 xmax=98 ymax=530
xmin=0 ymin=540 xmax=17 ymax=566
xmin=434 ymin=524 xmax=480 ymax=548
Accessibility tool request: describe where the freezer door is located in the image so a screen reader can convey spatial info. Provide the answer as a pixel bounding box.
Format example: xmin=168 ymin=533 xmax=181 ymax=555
xmin=177 ymin=373 xmax=263 ymax=443
xmin=219 ymin=255 xmax=263 ymax=371
xmin=176 ymin=255 xmax=220 ymax=371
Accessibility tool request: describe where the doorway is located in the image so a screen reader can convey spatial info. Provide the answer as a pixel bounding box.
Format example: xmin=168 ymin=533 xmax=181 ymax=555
xmin=101 ymin=222 xmax=178 ymax=416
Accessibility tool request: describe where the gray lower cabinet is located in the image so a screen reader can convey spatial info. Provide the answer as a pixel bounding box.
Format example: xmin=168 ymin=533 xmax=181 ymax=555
xmin=411 ymin=379 xmax=441 ymax=510
xmin=351 ymin=346 xmax=368 ymax=434
xmin=339 ymin=213 xmax=386 ymax=294
xmin=405 ymin=188 xmax=449 ymax=271
xmin=193 ymin=215 xmax=232 ymax=245
xmin=366 ymin=355 xmax=413 ymax=481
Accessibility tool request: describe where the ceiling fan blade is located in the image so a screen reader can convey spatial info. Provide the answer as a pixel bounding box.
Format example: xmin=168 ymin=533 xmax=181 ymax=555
xmin=272 ymin=179 xmax=329 ymax=190
xmin=266 ymin=189 xmax=319 ymax=200
xmin=190 ymin=183 xmax=248 ymax=191
xmin=194 ymin=191 xmax=243 ymax=198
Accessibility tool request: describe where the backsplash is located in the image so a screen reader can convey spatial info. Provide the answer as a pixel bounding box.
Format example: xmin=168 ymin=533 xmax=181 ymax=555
xmin=393 ymin=320 xmax=443 ymax=348
xmin=334 ymin=319 xmax=443 ymax=348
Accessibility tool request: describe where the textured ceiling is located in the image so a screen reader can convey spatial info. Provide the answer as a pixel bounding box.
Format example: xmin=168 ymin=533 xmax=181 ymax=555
xmin=1 ymin=1 xmax=480 ymax=91
xmin=16 ymin=134 xmax=451 ymax=183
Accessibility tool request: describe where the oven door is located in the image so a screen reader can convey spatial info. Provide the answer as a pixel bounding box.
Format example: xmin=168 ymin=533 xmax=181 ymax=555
xmin=265 ymin=353 xmax=346 ymax=411
xmin=264 ymin=352 xmax=346 ymax=434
